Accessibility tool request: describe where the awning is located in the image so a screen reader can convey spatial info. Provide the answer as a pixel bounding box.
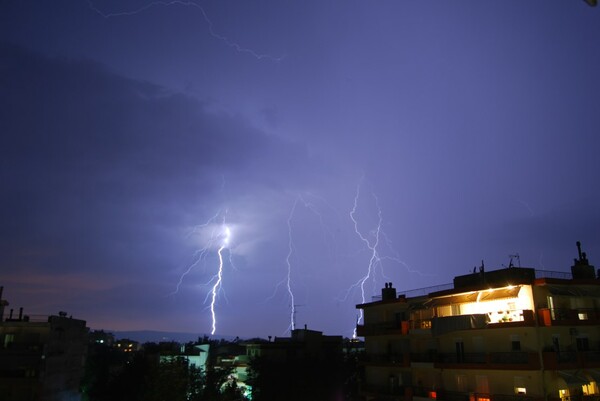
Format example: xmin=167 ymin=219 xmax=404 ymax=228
xmin=558 ymin=370 xmax=590 ymax=387
xmin=585 ymin=370 xmax=600 ymax=384
xmin=426 ymin=286 xmax=520 ymax=307
xmin=426 ymin=293 xmax=477 ymax=307
xmin=478 ymin=286 xmax=521 ymax=301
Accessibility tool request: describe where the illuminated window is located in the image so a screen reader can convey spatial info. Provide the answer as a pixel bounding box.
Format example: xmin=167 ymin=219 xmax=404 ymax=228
xmin=559 ymin=389 xmax=569 ymax=401
xmin=583 ymin=381 xmax=598 ymax=395
xmin=514 ymin=376 xmax=526 ymax=394
xmin=3 ymin=334 xmax=14 ymax=348
xmin=578 ymin=312 xmax=588 ymax=320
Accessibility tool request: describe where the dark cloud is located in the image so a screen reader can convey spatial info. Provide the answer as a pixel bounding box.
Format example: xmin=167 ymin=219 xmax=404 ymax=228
xmin=0 ymin=41 xmax=310 ymax=287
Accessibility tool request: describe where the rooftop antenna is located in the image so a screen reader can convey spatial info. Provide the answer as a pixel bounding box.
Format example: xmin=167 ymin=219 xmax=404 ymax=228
xmin=508 ymin=253 xmax=521 ymax=268
xmin=292 ymin=304 xmax=304 ymax=331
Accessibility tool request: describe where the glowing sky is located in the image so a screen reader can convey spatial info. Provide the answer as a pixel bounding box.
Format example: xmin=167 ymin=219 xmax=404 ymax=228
xmin=1 ymin=1 xmax=599 ymax=338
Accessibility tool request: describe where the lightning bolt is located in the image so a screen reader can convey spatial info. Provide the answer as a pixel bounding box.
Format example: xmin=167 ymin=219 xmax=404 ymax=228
xmin=170 ymin=210 xmax=223 ymax=296
xmin=285 ymin=198 xmax=298 ymax=332
xmin=170 ymin=209 xmax=232 ymax=335
xmin=85 ymin=0 xmax=285 ymax=62
xmin=265 ymin=193 xmax=339 ymax=334
xmin=348 ymin=183 xmax=383 ymax=338
xmin=210 ymin=224 xmax=230 ymax=335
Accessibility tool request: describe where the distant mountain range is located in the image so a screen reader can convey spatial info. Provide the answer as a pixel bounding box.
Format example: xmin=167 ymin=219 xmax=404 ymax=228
xmin=102 ymin=330 xmax=241 ymax=343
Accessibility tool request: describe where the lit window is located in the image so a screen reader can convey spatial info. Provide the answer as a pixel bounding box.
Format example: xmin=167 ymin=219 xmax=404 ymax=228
xmin=3 ymin=334 xmax=15 ymax=348
xmin=578 ymin=312 xmax=588 ymax=320
xmin=582 ymin=381 xmax=598 ymax=395
xmin=515 ymin=387 xmax=526 ymax=395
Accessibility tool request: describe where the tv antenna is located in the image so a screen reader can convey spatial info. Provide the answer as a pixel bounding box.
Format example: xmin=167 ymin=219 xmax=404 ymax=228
xmin=508 ymin=253 xmax=521 ymax=268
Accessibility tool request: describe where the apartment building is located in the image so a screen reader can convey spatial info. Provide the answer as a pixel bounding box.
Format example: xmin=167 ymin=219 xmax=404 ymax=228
xmin=0 ymin=287 xmax=88 ymax=401
xmin=356 ymin=243 xmax=600 ymax=401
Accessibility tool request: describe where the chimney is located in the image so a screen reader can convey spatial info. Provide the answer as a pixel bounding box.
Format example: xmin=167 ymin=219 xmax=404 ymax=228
xmin=18 ymin=307 xmax=23 ymax=321
xmin=382 ymin=282 xmax=397 ymax=301
xmin=571 ymin=241 xmax=595 ymax=279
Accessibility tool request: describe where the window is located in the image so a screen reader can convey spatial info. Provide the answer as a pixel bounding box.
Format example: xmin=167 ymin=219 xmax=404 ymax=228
xmin=582 ymin=381 xmax=598 ymax=395
xmin=456 ymin=374 xmax=468 ymax=392
xmin=511 ymin=335 xmax=521 ymax=351
xmin=455 ymin=340 xmax=465 ymax=363
xmin=3 ymin=334 xmax=14 ymax=348
xmin=576 ymin=337 xmax=589 ymax=351
xmin=552 ymin=335 xmax=560 ymax=352
xmin=475 ymin=375 xmax=489 ymax=394
xmin=514 ymin=376 xmax=526 ymax=394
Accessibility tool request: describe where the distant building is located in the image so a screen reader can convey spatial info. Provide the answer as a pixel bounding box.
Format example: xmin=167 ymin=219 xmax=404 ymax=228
xmin=356 ymin=242 xmax=600 ymax=401
xmin=114 ymin=338 xmax=140 ymax=353
xmin=0 ymin=287 xmax=88 ymax=401
xmin=158 ymin=342 xmax=210 ymax=373
xmin=245 ymin=327 xmax=343 ymax=362
xmin=88 ymin=329 xmax=115 ymax=346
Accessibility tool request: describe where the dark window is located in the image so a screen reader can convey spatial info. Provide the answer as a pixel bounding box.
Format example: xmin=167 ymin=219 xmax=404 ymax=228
xmin=576 ymin=337 xmax=589 ymax=351
xmin=511 ymin=341 xmax=521 ymax=351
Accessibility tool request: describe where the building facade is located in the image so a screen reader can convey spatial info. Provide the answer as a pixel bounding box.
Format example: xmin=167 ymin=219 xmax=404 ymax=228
xmin=356 ymin=243 xmax=600 ymax=401
xmin=0 ymin=288 xmax=88 ymax=401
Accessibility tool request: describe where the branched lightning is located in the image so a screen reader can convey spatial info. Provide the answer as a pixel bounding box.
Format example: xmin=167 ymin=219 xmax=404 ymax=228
xmin=344 ymin=179 xmax=431 ymax=338
xmin=170 ymin=210 xmax=223 ymax=296
xmin=265 ymin=194 xmax=339 ymax=334
xmin=86 ymin=0 xmax=285 ymax=61
xmin=348 ymin=183 xmax=383 ymax=337
xmin=171 ymin=209 xmax=232 ymax=335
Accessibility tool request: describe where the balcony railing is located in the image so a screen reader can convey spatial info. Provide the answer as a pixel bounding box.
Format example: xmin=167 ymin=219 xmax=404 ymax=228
xmin=543 ymin=350 xmax=600 ymax=369
xmin=437 ymin=352 xmax=486 ymax=364
xmin=360 ymin=383 xmax=405 ymax=397
xmin=538 ymin=308 xmax=600 ymax=326
xmin=434 ymin=390 xmax=539 ymax=401
xmin=435 ymin=352 xmax=540 ymax=369
xmin=360 ymin=352 xmax=410 ymax=366
xmin=410 ymin=352 xmax=437 ymax=363
xmin=356 ymin=321 xmax=410 ymax=336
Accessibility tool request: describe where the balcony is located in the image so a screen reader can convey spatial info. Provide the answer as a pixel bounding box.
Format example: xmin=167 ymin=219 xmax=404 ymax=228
xmin=435 ymin=352 xmax=540 ymax=369
xmin=542 ymin=350 xmax=600 ymax=369
xmin=538 ymin=308 xmax=600 ymax=326
xmin=360 ymin=383 xmax=406 ymax=398
xmin=360 ymin=352 xmax=410 ymax=366
xmin=356 ymin=320 xmax=410 ymax=336
xmin=437 ymin=390 xmax=540 ymax=401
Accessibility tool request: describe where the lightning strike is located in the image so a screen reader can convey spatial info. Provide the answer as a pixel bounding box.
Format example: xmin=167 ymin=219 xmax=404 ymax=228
xmin=86 ymin=0 xmax=285 ymax=61
xmin=285 ymin=198 xmax=298 ymax=332
xmin=349 ymin=183 xmax=383 ymax=338
xmin=170 ymin=210 xmax=223 ymax=296
xmin=170 ymin=209 xmax=232 ymax=335
xmin=266 ymin=194 xmax=339 ymax=334
xmin=210 ymin=225 xmax=230 ymax=335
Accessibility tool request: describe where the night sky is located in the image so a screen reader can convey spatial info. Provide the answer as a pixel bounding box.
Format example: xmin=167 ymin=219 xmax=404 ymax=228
xmin=1 ymin=1 xmax=599 ymax=338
